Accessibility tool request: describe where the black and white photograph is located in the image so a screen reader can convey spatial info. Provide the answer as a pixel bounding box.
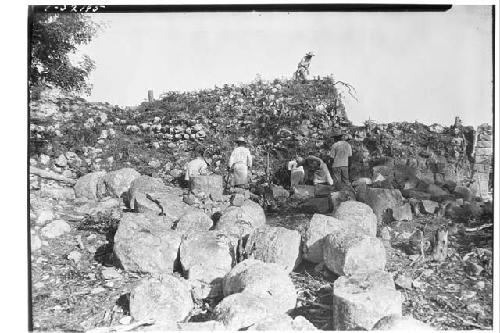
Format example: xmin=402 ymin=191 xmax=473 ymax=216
xmin=23 ymin=2 xmax=497 ymax=332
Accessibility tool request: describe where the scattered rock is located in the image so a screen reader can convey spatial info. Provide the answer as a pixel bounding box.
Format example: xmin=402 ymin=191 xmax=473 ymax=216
xmin=332 ymin=201 xmax=377 ymax=237
xmin=179 ymin=231 xmax=235 ymax=298
xmin=67 ymin=251 xmax=82 ymax=263
xmin=41 ymin=219 xmax=71 ymax=238
xmin=176 ymin=321 xmax=226 ymax=331
xmin=31 ymin=235 xmax=42 ymax=251
xmin=465 ymin=262 xmax=484 ymax=276
xmin=323 ymin=231 xmax=386 ymax=276
xmin=40 ymin=185 xmax=76 ymax=201
xmin=244 ymin=226 xmax=302 ymax=272
xmin=54 ymin=154 xmax=68 ymax=167
xmin=421 ymin=200 xmax=439 ymax=214
xmin=129 ymin=275 xmax=193 ymax=322
xmin=118 ymin=316 xmax=132 ymax=325
xmin=35 ymin=209 xmax=55 ymax=225
xmin=380 ymin=226 xmax=391 ymax=241
xmin=101 ymin=266 xmax=122 ymax=280
xmin=114 ymin=213 xmax=181 ymax=274
xmin=332 ymin=271 xmax=402 ymax=330
xmin=372 ymin=314 xmax=433 ymax=330
xmin=395 ymin=274 xmax=413 ymax=290
xmin=74 ymin=198 xmax=122 ymax=216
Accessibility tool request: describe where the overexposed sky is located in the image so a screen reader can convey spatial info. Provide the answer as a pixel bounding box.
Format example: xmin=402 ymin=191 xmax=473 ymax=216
xmin=79 ymin=6 xmax=493 ymax=127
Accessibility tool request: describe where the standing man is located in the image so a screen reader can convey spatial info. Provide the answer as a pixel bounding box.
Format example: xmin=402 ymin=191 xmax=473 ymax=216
xmin=228 ymin=137 xmax=253 ymax=188
xmin=329 ymin=129 xmax=352 ymax=185
xmin=294 ymin=52 xmax=315 ymax=82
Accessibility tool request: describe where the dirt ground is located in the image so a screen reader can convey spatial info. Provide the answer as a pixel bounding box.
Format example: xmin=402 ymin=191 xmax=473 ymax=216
xmin=31 ymin=202 xmax=493 ymax=331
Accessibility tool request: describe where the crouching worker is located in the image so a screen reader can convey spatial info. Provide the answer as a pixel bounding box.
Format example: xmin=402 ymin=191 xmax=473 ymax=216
xmin=228 ymin=137 xmax=253 ymax=188
xmin=184 ymin=146 xmax=208 ymax=188
xmin=297 ymin=154 xmax=333 ymax=186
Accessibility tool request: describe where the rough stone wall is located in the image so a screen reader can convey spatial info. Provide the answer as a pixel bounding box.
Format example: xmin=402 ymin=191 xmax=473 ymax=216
xmin=472 ymin=124 xmax=493 ymax=198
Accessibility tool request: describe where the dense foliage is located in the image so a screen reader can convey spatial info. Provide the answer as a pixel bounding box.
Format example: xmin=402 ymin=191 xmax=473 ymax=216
xmin=29 ymin=13 xmax=100 ymax=96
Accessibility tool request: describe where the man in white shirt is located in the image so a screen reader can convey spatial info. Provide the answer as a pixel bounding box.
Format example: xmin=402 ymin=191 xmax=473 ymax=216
xmin=229 ymin=137 xmax=253 ymax=188
xmin=184 ymin=147 xmax=208 ymax=184
xmin=329 ymin=130 xmax=352 ymax=185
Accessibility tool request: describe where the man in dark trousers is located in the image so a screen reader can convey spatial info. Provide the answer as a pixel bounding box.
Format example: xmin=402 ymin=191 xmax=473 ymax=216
xmin=329 ymin=129 xmax=352 ymax=185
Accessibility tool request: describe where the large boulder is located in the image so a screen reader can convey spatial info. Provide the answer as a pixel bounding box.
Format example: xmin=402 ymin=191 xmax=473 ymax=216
xmin=129 ymin=275 xmax=193 ymax=322
xmin=114 ymin=213 xmax=181 ymax=274
xmin=127 ymin=175 xmax=167 ymax=209
xmin=74 ymin=171 xmax=106 ymax=200
xmin=175 ymin=210 xmax=213 ymax=233
xmin=248 ymin=314 xmax=317 ymax=330
xmin=190 ymin=175 xmax=224 ymax=201
xmin=332 ymin=271 xmax=402 ymax=330
xmin=323 ymin=231 xmax=386 ymax=276
xmin=215 ymin=200 xmax=266 ymax=237
xmin=421 ymin=200 xmax=439 ymax=214
xmin=332 ymin=201 xmax=377 ymax=237
xmin=215 ymin=291 xmax=286 ymax=330
xmin=222 ymin=259 xmax=297 ymax=312
xmin=372 ymin=314 xmax=433 ymax=330
xmin=244 ymin=226 xmax=302 ymax=272
xmin=134 ymin=188 xmax=193 ymax=222
xmin=103 ymin=168 xmax=141 ymax=198
xmin=362 ymin=188 xmax=403 ymax=223
xmin=303 ymin=214 xmax=362 ymax=264
xmin=179 ymin=231 xmax=235 ymax=298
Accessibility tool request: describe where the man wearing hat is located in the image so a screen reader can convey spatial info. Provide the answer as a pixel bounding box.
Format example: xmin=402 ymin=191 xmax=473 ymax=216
xmin=294 ymin=51 xmax=315 ymax=82
xmin=329 ymin=129 xmax=352 ymax=185
xmin=228 ymin=137 xmax=253 ymax=188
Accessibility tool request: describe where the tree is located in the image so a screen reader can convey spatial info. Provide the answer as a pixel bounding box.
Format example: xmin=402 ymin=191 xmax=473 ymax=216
xmin=29 ymin=12 xmax=100 ymax=95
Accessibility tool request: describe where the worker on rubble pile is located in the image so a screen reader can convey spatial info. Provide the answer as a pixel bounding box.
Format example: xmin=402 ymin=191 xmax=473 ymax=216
xmin=294 ymin=51 xmax=315 ymax=82
xmin=184 ymin=146 xmax=208 ymax=187
xmin=296 ymin=153 xmax=333 ymax=186
xmin=228 ymin=137 xmax=253 ymax=188
xmin=329 ymin=129 xmax=352 ymax=185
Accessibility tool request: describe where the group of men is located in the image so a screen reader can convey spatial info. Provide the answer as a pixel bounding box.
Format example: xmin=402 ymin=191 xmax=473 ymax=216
xmin=184 ymin=129 xmax=352 ymax=192
xmin=288 ymin=129 xmax=352 ymax=188
xmin=183 ymin=136 xmax=253 ymax=188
